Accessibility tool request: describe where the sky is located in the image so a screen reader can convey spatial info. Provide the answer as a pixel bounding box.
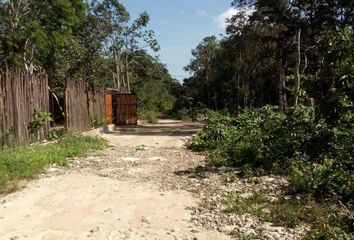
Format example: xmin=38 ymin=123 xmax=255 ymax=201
xmin=119 ymin=0 xmax=237 ymax=81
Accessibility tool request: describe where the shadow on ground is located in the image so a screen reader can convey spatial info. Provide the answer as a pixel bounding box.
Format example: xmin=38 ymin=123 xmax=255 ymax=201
xmin=174 ymin=165 xmax=236 ymax=180
xmin=104 ymin=120 xmax=204 ymax=137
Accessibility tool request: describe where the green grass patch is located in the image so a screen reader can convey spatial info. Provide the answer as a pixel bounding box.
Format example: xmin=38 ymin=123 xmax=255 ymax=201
xmin=0 ymin=134 xmax=107 ymax=194
xmin=221 ymin=192 xmax=353 ymax=239
xmin=229 ymin=230 xmax=254 ymax=240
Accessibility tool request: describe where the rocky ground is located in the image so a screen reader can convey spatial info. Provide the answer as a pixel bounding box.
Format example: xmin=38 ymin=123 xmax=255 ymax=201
xmin=0 ymin=120 xmax=309 ymax=239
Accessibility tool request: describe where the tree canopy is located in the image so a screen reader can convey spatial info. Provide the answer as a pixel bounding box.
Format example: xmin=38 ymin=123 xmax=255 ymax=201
xmin=0 ymin=0 xmax=177 ymax=116
xmin=179 ymin=0 xmax=353 ymax=123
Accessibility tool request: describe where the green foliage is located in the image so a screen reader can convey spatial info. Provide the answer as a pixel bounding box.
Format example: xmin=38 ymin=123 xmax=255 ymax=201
xmin=229 ymin=230 xmax=254 ymax=240
xmin=304 ymin=203 xmax=354 ymax=240
xmin=176 ymin=108 xmax=192 ymax=121
xmin=131 ymin=51 xmax=177 ymax=115
xmin=173 ymin=107 xmax=221 ymax=122
xmin=0 ymin=0 xmax=87 ymax=69
xmin=192 ymin=102 xmax=353 ymax=236
xmin=0 ymin=127 xmax=15 ymax=147
xmin=194 ymin=108 xmax=221 ymax=121
xmin=138 ymin=108 xmax=158 ymax=124
xmin=223 ymin=192 xmax=270 ymax=219
xmin=29 ymin=110 xmax=53 ymax=142
xmin=290 ymin=157 xmax=354 ymax=202
xmin=223 ymin=192 xmax=320 ymax=228
xmin=29 ymin=110 xmax=52 ymax=132
xmin=180 ymin=1 xmax=354 ymax=118
xmin=0 ymin=0 xmax=174 ymax=115
xmin=190 ymin=105 xmax=354 ymax=203
xmin=189 ymin=114 xmax=235 ymax=151
xmin=0 ymin=134 xmax=107 ymax=193
xmin=318 ymin=89 xmax=354 ymax=125
xmin=91 ymin=117 xmax=108 ymax=128
xmin=222 ymin=191 xmax=353 ymax=238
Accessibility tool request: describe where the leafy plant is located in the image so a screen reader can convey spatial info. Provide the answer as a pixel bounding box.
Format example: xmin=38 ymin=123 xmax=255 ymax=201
xmin=91 ymin=117 xmax=108 ymax=128
xmin=176 ymin=108 xmax=192 ymax=121
xmin=189 ymin=114 xmax=235 ymax=151
xmin=138 ymin=108 xmax=158 ymax=124
xmin=0 ymin=127 xmax=15 ymax=147
xmin=29 ymin=110 xmax=53 ymax=141
xmin=190 ymin=105 xmax=354 ymax=202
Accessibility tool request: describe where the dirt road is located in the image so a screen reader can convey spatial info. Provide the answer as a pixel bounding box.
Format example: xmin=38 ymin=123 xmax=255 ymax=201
xmin=0 ymin=120 xmax=230 ymax=240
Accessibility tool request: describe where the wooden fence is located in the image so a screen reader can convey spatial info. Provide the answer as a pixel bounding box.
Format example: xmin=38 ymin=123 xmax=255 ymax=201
xmin=0 ymin=70 xmax=49 ymax=144
xmin=65 ymin=80 xmax=106 ymax=132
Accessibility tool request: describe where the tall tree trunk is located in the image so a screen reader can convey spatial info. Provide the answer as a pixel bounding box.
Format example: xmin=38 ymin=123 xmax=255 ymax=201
xmin=113 ymin=50 xmax=121 ymax=89
xmin=125 ymin=53 xmax=130 ymax=93
xmin=279 ymin=55 xmax=287 ymax=112
xmin=236 ymin=49 xmax=242 ymax=115
xmin=236 ymin=71 xmax=240 ymax=115
xmin=206 ymin=73 xmax=211 ymax=108
xmin=120 ymin=59 xmax=126 ymax=89
xmin=294 ymin=28 xmax=301 ymax=106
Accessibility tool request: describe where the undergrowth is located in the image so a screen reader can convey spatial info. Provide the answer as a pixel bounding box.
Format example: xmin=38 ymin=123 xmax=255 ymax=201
xmin=174 ymin=107 xmax=222 ymax=122
xmin=138 ymin=108 xmax=158 ymax=124
xmin=189 ymin=105 xmax=354 ymax=238
xmin=0 ymin=134 xmax=107 ymax=194
xmin=222 ymin=192 xmax=353 ymax=239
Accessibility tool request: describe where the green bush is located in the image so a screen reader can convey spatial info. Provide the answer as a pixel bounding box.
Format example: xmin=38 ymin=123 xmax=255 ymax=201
xmin=192 ymin=108 xmax=221 ymax=121
xmin=189 ymin=105 xmax=354 ymax=203
xmin=138 ymin=108 xmax=158 ymax=124
xmin=290 ymin=157 xmax=354 ymax=202
xmin=318 ymin=89 xmax=354 ymax=125
xmin=189 ymin=115 xmax=236 ymax=151
xmin=172 ymin=107 xmax=223 ymax=122
xmin=304 ymin=204 xmax=354 ymax=240
xmin=191 ymin=105 xmax=354 ymax=236
xmin=176 ymin=108 xmax=192 ymax=121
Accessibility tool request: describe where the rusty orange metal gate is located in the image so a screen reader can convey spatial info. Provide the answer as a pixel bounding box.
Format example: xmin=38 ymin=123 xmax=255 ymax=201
xmin=105 ymin=94 xmax=113 ymax=124
xmin=113 ymin=93 xmax=137 ymax=125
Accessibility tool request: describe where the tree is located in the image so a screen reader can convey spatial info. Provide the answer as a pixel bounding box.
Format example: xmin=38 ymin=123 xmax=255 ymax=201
xmin=0 ymin=0 xmax=87 ymax=72
xmin=129 ymin=50 xmax=177 ymax=113
xmin=178 ymin=0 xmax=353 ymax=119
xmin=185 ymin=36 xmax=219 ymax=109
xmin=120 ymin=11 xmax=160 ymax=92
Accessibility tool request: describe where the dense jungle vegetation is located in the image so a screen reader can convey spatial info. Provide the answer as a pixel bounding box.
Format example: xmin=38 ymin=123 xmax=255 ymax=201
xmin=0 ymin=0 xmax=353 ymax=238
xmin=0 ymin=0 xmax=178 ymax=120
xmin=183 ymin=1 xmax=353 ymax=238
xmin=177 ymin=1 xmax=353 ymax=116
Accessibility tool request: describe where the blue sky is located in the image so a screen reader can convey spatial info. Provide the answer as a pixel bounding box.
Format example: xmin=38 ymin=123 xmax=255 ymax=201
xmin=119 ymin=0 xmax=235 ymax=81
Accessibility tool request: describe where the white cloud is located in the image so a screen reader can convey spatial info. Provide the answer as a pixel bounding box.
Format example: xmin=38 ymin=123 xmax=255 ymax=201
xmin=196 ymin=10 xmax=208 ymax=17
xmin=214 ymin=7 xmax=254 ymax=30
xmin=214 ymin=8 xmax=238 ymax=30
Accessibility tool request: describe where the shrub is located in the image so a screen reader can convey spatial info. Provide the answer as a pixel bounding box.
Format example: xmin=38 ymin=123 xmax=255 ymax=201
xmin=192 ymin=108 xmax=221 ymax=121
xmin=189 ymin=115 xmax=235 ymax=151
xmin=189 ymin=105 xmax=354 ymax=203
xmin=304 ymin=203 xmax=354 ymax=240
xmin=290 ymin=158 xmax=354 ymax=202
xmin=138 ymin=108 xmax=158 ymax=124
xmin=176 ymin=108 xmax=192 ymax=121
xmin=172 ymin=107 xmax=223 ymax=122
